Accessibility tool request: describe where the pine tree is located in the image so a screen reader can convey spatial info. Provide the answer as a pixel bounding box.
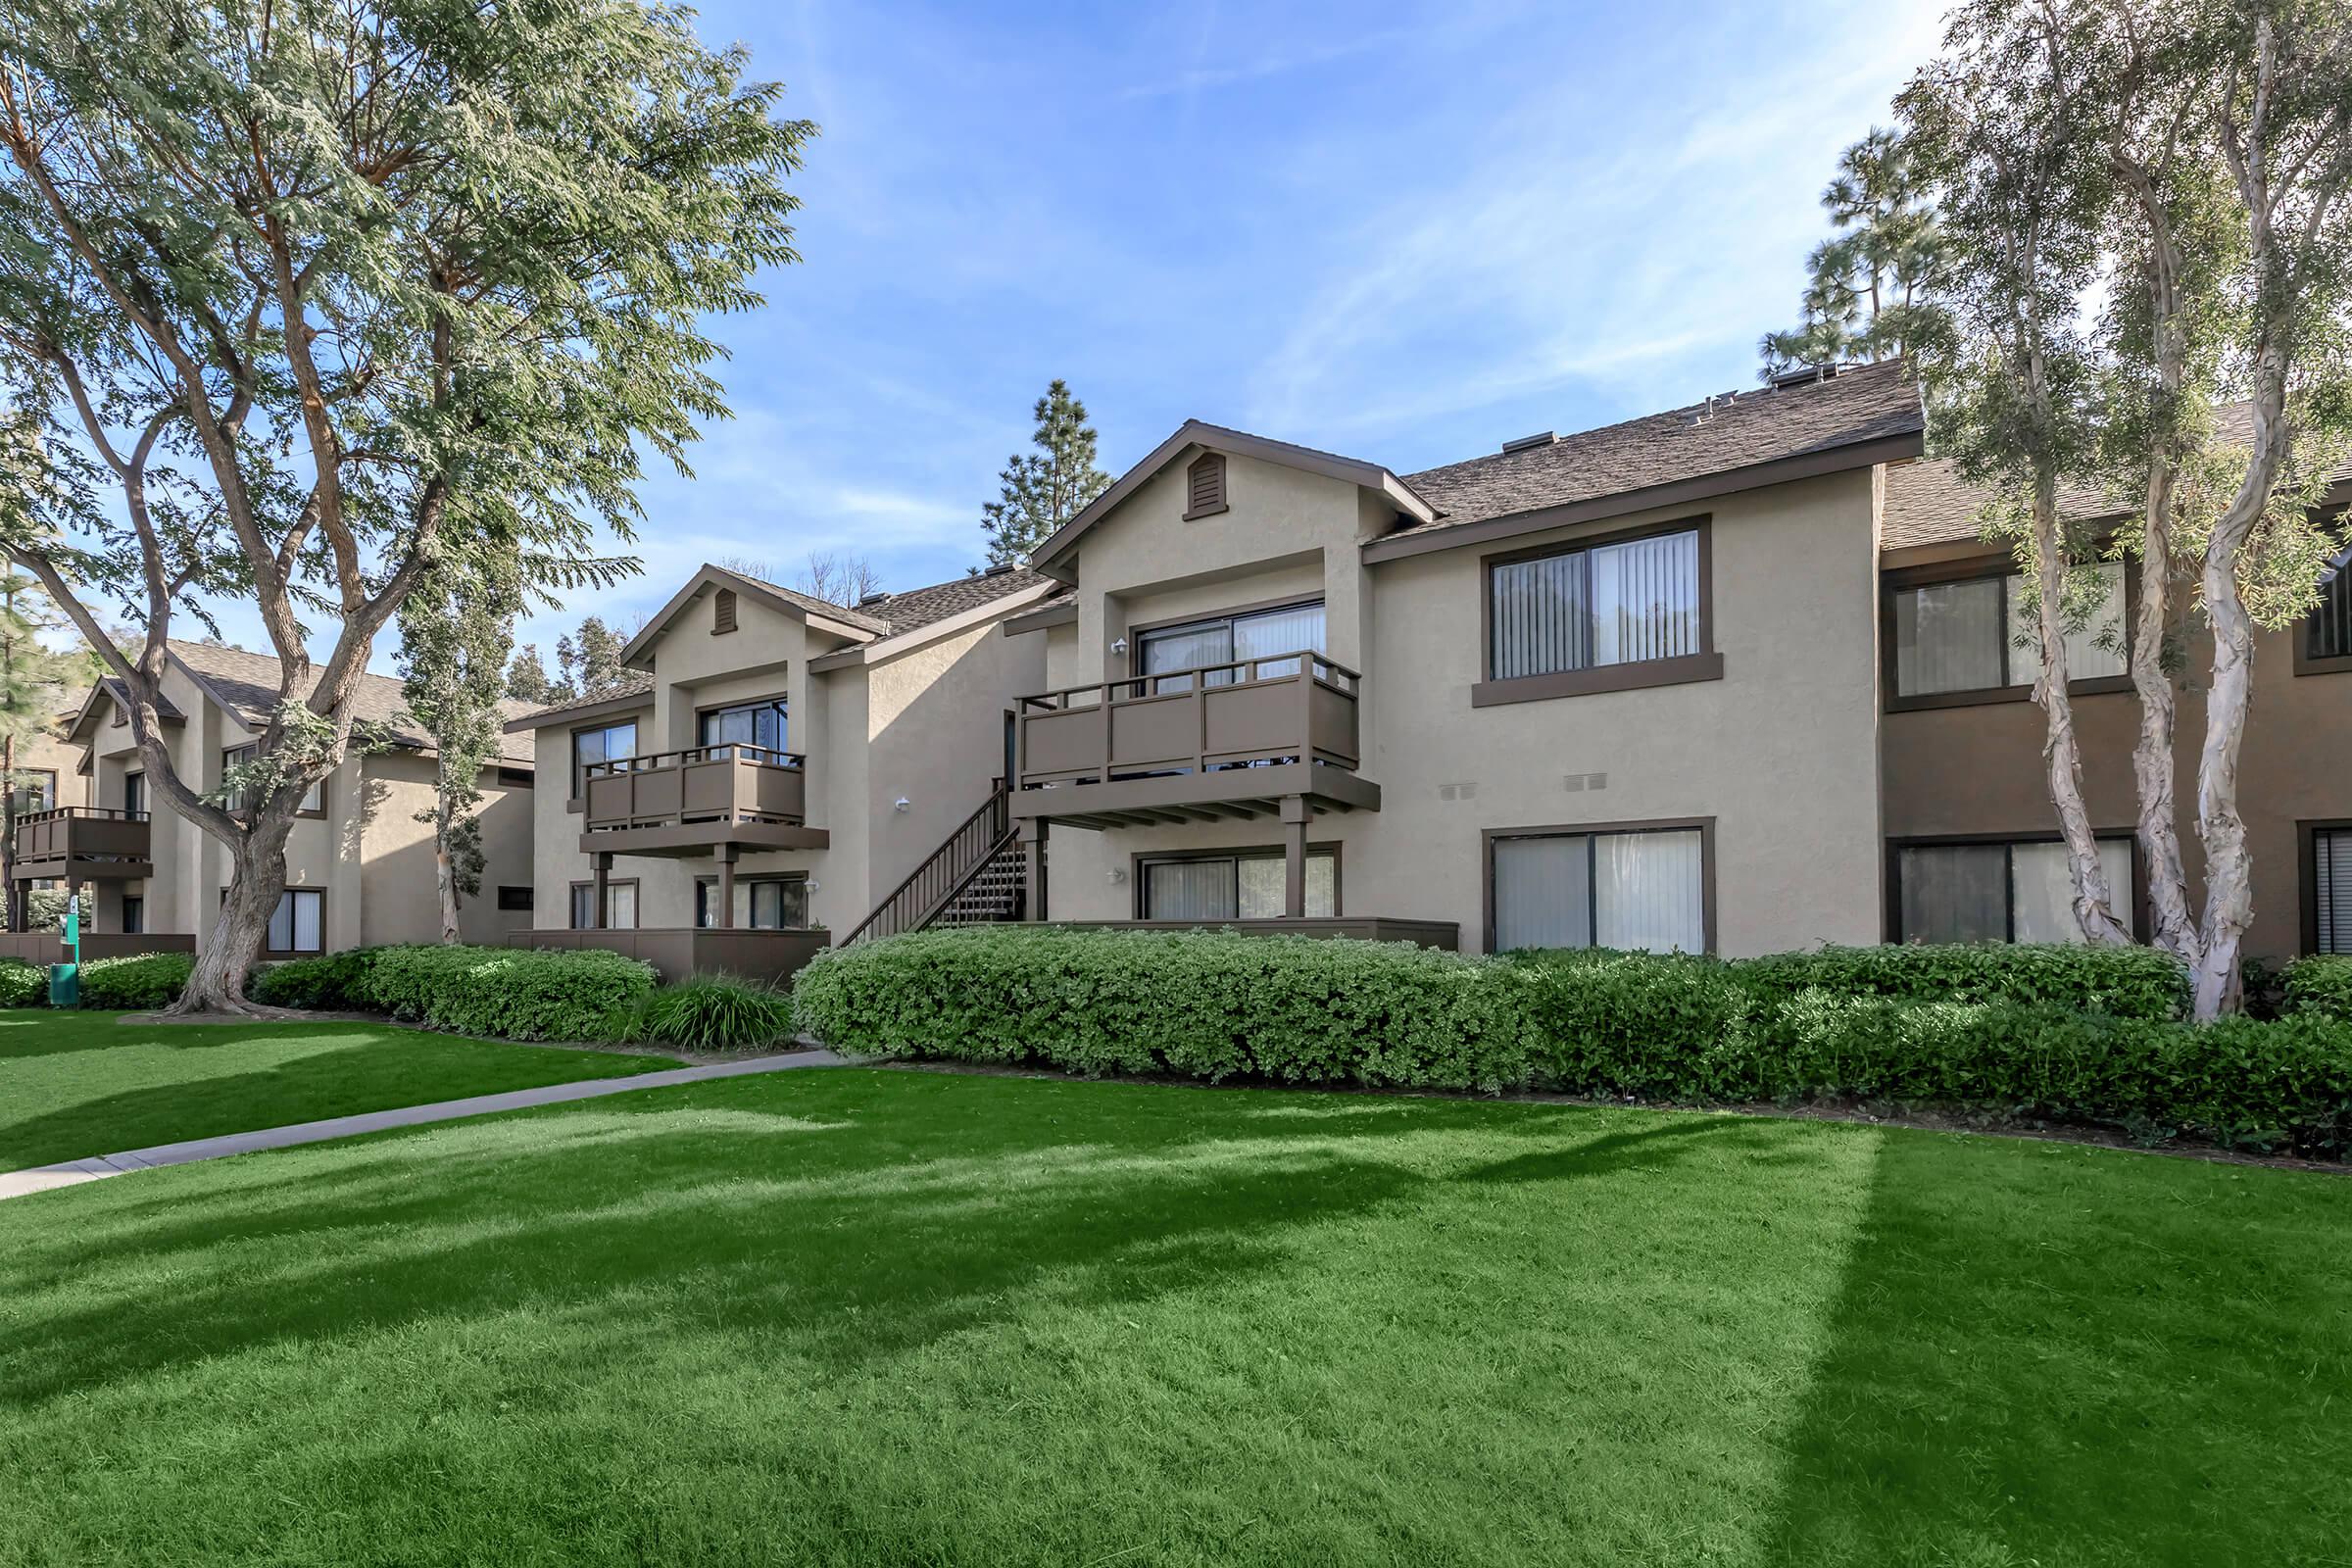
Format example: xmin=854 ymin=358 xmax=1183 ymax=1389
xmin=504 ymin=646 xmax=558 ymax=707
xmin=981 ymin=379 xmax=1111 ymax=566
xmin=1760 ymin=127 xmax=1950 ymax=378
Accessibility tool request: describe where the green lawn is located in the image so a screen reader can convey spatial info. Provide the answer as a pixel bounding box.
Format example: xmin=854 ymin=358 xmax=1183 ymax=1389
xmin=0 ymin=1009 xmax=677 ymax=1169
xmin=1 ymin=1067 xmax=2345 ymax=1567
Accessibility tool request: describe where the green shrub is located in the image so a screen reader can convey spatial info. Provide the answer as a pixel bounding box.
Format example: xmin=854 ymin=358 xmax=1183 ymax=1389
xmin=2282 ymin=956 xmax=2352 ymax=1023
xmin=634 ymin=973 xmax=796 ymax=1052
xmin=1731 ymin=943 xmax=2189 ymax=1020
xmin=22 ymin=887 xmax=67 ymax=932
xmin=250 ymin=948 xmax=382 ymax=1010
xmin=0 ymin=957 xmax=43 ymax=1007
xmin=1506 ymin=950 xmax=1752 ymax=1099
xmin=362 ymin=944 xmax=655 ymax=1041
xmin=793 ymin=926 xmax=1537 ymax=1091
xmin=78 ymin=952 xmax=195 ymax=1010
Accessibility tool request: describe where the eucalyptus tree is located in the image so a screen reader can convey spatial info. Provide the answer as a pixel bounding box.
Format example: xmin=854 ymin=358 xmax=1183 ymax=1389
xmin=0 ymin=0 xmax=809 ymax=1010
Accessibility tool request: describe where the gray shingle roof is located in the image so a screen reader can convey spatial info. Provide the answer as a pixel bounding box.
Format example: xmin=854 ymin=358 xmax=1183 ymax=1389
xmin=1395 ymin=359 xmax=1924 ymax=537
xmin=170 ymin=641 xmax=535 ymax=764
xmin=850 ymin=566 xmax=1054 ymax=634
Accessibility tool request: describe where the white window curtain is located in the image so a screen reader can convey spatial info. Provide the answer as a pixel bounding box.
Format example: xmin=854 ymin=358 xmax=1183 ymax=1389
xmin=1895 ymin=578 xmax=2005 ymax=696
xmin=1143 ymin=858 xmax=1233 ymax=920
xmin=2009 ymin=840 xmax=2131 ymax=944
xmin=1235 ymin=854 xmax=1336 ymax=919
xmin=1589 ymin=531 xmax=1699 ymax=668
xmin=1232 ymin=603 xmax=1328 ymax=679
xmin=1140 ymin=621 xmax=1232 ymax=693
xmin=1492 ymin=835 xmax=1594 ymax=952
xmin=2008 ymin=563 xmax=2127 ymax=682
xmin=269 ymin=890 xmax=322 ymax=954
xmin=2320 ymin=830 xmax=2351 ymax=954
xmin=607 ymin=883 xmax=638 ymax=930
xmin=1593 ymin=829 xmax=1705 ymax=953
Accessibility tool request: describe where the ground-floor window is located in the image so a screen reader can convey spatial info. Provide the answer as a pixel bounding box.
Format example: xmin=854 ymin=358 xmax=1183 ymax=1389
xmin=265 ymin=888 xmax=323 ymax=954
xmin=1892 ymin=836 xmax=2134 ymax=945
xmin=695 ymin=875 xmax=808 ymax=929
xmin=122 ymin=896 xmax=143 ymax=935
xmin=1488 ymin=822 xmax=1709 ymax=954
xmin=569 ymin=880 xmax=638 ymax=930
xmin=2312 ymin=824 xmax=2352 ymax=954
xmin=1137 ymin=847 xmax=1336 ymax=920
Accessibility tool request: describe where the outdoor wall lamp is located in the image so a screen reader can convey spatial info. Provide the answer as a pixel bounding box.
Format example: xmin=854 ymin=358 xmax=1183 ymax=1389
xmin=1110 ymin=636 xmax=1129 ymax=657
xmin=1106 ymin=867 xmax=1128 ymax=885
xmin=893 ymin=797 xmax=910 ymax=812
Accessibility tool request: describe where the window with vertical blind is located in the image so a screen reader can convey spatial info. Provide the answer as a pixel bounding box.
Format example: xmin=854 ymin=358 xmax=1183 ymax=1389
xmin=1888 ymin=562 xmax=2127 ymax=702
xmin=2312 ymin=826 xmax=2351 ymax=954
xmin=569 ymin=880 xmax=638 ymax=930
xmin=1892 ymin=836 xmax=2135 ymax=944
xmin=1488 ymin=823 xmax=1709 ymax=954
xmin=264 ymin=888 xmax=323 ymax=954
xmin=1138 ymin=601 xmax=1326 ymax=692
xmin=697 ymin=699 xmax=787 ymax=754
xmin=2302 ymin=545 xmax=2351 ymax=670
xmin=695 ymin=875 xmax=808 ymax=929
xmin=1479 ymin=524 xmax=1721 ymax=706
xmin=1138 ymin=848 xmax=1337 ymax=921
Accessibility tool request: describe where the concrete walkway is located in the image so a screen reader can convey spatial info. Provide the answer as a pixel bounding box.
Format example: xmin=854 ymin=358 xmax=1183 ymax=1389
xmin=0 ymin=1048 xmax=846 ymax=1202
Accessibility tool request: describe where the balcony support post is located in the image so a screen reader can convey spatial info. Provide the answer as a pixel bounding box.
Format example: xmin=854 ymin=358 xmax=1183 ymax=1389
xmin=593 ymin=852 xmax=612 ymax=931
xmin=715 ymin=845 xmax=737 ymax=929
xmin=1281 ymin=796 xmax=1309 ymax=919
xmin=1020 ymin=816 xmax=1049 ymax=921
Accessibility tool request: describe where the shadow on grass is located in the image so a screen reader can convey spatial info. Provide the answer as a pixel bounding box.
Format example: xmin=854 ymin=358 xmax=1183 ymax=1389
xmin=0 ymin=1075 xmax=1767 ymax=1410
xmin=1753 ymin=1130 xmax=2352 ymax=1567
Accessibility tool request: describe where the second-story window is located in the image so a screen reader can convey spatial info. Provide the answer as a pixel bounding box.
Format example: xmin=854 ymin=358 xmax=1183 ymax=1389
xmin=2305 ymin=544 xmax=2350 ymax=668
xmin=1139 ymin=601 xmax=1325 ymax=692
xmin=11 ymin=768 xmax=55 ymax=813
xmin=1891 ymin=562 xmax=2126 ymax=700
xmin=1490 ymin=526 xmax=1702 ymax=682
xmin=221 ymin=743 xmax=323 ymax=812
xmin=698 ymin=699 xmax=787 ymax=755
xmin=122 ymin=770 xmax=145 ymax=818
xmin=571 ymin=720 xmax=638 ymax=796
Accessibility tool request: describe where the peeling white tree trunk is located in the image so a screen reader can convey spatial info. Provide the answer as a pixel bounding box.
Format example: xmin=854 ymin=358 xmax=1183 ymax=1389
xmin=2031 ymin=478 xmax=2134 ymax=946
xmin=435 ymin=845 xmax=461 ymax=944
xmin=2131 ymin=498 xmax=2201 ymax=962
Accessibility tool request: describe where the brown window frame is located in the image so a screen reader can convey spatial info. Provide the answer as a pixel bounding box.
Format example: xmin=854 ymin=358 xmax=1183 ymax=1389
xmin=1481 ymin=816 xmax=1717 ymax=956
xmin=1881 ymin=557 xmax=2137 ymax=712
xmin=2293 ymin=545 xmax=2352 ymax=676
xmin=221 ymin=884 xmax=326 ymax=955
xmin=692 ymin=871 xmax=811 ymax=930
xmin=2300 ymin=819 xmax=2352 ymax=955
xmin=496 ymin=885 xmax=535 ymax=912
xmin=567 ymin=878 xmax=640 ymax=930
xmin=220 ymin=742 xmax=327 ymax=817
xmin=694 ymin=694 xmax=790 ymax=755
xmin=1130 ymin=842 xmax=1342 ymax=920
xmin=1474 ymin=516 xmax=1722 ymax=708
xmin=1183 ymin=452 xmax=1228 ymax=520
xmin=1884 ymin=831 xmax=2146 ymax=945
xmin=567 ymin=717 xmax=640 ymax=806
xmin=11 ymin=766 xmax=56 ymax=812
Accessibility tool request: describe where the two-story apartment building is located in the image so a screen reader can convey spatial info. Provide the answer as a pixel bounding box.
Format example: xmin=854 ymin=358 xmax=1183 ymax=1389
xmin=29 ymin=641 xmax=537 ymax=959
xmin=1003 ymin=362 xmax=1921 ymax=956
xmin=1879 ymin=450 xmax=2352 ymax=958
xmin=505 ymin=563 xmax=1052 ymax=978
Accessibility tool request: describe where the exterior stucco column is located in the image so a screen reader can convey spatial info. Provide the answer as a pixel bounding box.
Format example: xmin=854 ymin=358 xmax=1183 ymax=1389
xmin=1019 ymin=817 xmax=1049 ymax=921
xmin=1280 ymin=796 xmax=1308 ymax=919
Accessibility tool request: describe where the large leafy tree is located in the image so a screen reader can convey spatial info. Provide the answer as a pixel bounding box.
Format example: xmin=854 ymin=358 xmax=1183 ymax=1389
xmin=1760 ymin=127 xmax=1951 ymax=377
xmin=0 ymin=0 xmax=808 ymax=1010
xmin=980 ymin=379 xmax=1110 ymax=566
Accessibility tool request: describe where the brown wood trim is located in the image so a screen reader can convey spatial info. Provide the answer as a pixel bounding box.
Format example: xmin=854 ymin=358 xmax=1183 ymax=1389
xmin=1477 ymin=516 xmax=1714 ymax=698
xmin=568 ymin=714 xmax=645 ymax=802
xmin=1002 ymin=600 xmax=1077 ymax=635
xmin=2302 ymin=819 xmax=2352 ymax=955
xmin=1365 ymin=430 xmax=1923 ymax=564
xmin=1129 ymin=841 xmax=1342 ymax=919
xmin=1884 ymin=830 xmax=2146 ymax=944
xmin=1480 ymin=816 xmax=1716 ymax=956
xmin=2292 ymin=630 xmax=2352 ymax=677
xmin=1473 ymin=651 xmax=1724 ymax=708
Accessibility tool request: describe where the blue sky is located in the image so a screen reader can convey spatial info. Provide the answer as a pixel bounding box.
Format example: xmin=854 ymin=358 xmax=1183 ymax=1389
xmin=328 ymin=0 xmax=1950 ymax=669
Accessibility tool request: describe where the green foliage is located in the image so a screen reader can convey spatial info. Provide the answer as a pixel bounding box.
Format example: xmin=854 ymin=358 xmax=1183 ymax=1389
xmin=249 ymin=949 xmax=382 ymax=1011
xmin=1760 ymin=126 xmax=1949 ymax=376
xmin=22 ymin=886 xmax=65 ymax=931
xmin=793 ymin=927 xmax=1535 ymax=1092
xmin=0 ymin=957 xmax=41 ymax=1007
xmin=355 ymin=946 xmax=657 ymax=1043
xmin=980 ymin=380 xmax=1111 ymax=566
xmin=798 ymin=930 xmax=2351 ymax=1153
xmin=77 ymin=953 xmax=195 ymax=1010
xmin=634 ymin=974 xmax=796 ymax=1053
xmin=2282 ymin=956 xmax=2352 ymax=1023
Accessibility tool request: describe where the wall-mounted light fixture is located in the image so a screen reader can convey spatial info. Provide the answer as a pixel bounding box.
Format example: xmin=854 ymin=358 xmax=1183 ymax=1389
xmin=1106 ymin=867 xmax=1128 ymax=885
xmin=893 ymin=797 xmax=910 ymax=812
xmin=806 ymin=879 xmax=821 ymax=893
xmin=1110 ymin=636 xmax=1129 ymax=657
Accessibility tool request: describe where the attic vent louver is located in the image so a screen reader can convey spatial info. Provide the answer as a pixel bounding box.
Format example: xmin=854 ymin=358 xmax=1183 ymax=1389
xmin=1184 ymin=452 xmax=1228 ymax=518
xmin=1500 ymin=431 xmax=1556 ymax=455
xmin=858 ymin=591 xmax=891 ymax=607
xmin=981 ymin=563 xmax=1016 ymax=576
xmin=712 ymin=587 xmax=737 ymax=634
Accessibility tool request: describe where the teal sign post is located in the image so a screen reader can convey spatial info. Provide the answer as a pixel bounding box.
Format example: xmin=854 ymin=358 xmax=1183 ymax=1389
xmin=49 ymin=893 xmax=80 ymax=1007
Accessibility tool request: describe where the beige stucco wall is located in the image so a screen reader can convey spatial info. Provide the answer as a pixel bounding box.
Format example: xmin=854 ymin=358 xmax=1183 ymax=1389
xmin=1032 ymin=464 xmax=1887 ymax=956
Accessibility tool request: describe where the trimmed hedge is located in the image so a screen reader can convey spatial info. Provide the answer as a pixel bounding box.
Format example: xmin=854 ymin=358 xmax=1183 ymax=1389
xmin=358 ymin=945 xmax=657 ymax=1042
xmin=795 ymin=929 xmax=2352 ymax=1154
xmin=633 ymin=973 xmax=796 ymax=1052
xmin=2282 ymin=956 xmax=2352 ymax=1023
xmin=0 ymin=957 xmax=41 ymax=1007
xmin=792 ymin=926 xmax=1534 ymax=1091
xmin=250 ymin=948 xmax=381 ymax=1010
xmin=78 ymin=952 xmax=196 ymax=1010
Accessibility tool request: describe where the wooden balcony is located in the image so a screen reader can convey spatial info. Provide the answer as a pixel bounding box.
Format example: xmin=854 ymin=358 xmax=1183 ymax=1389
xmin=12 ymin=808 xmax=154 ymax=883
xmin=579 ymin=745 xmax=827 ymax=858
xmin=1009 ymin=652 xmax=1379 ymax=828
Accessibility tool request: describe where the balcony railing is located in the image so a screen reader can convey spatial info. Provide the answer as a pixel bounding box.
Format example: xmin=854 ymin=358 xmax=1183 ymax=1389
xmin=1014 ymin=651 xmax=1361 ymax=789
xmin=581 ymin=745 xmax=808 ymax=832
xmin=13 ymin=806 xmax=153 ymax=878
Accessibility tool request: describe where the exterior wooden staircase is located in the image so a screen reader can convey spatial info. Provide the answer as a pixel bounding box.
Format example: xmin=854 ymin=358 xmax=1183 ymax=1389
xmin=839 ymin=781 xmax=1024 ymax=944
